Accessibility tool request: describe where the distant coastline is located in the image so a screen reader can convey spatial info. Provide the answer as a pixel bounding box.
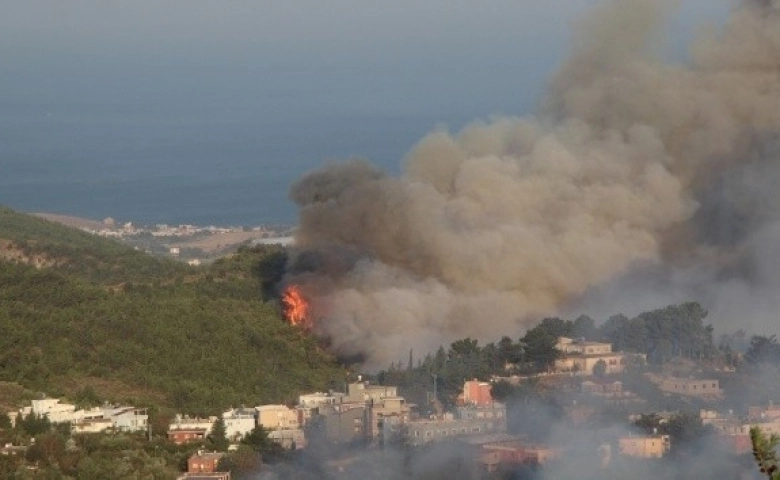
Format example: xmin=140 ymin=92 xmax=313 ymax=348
xmin=34 ymin=211 xmax=295 ymax=264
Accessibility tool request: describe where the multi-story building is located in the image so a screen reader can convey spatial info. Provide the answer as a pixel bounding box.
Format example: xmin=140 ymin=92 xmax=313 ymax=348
xmin=647 ymin=375 xmax=722 ymax=399
xmin=298 ymin=392 xmax=345 ymax=408
xmin=321 ymin=405 xmax=369 ymax=445
xmin=700 ymin=410 xmax=740 ymax=434
xmin=749 ymin=404 xmax=780 ymax=422
xmin=256 ymin=405 xmax=299 ymax=431
xmin=405 ymin=411 xmax=507 ymax=447
xmin=554 ymin=337 xmax=636 ymax=375
xmin=187 ymin=452 xmax=225 ymax=473
xmin=618 ymin=434 xmax=670 ymax=458
xmin=71 ymin=418 xmax=114 ymax=434
xmin=462 ymin=380 xmax=493 ymax=407
xmin=169 ymin=416 xmax=216 ymax=434
xmin=482 ymin=441 xmax=561 ymax=466
xmin=168 ymin=428 xmax=208 ymax=445
xmin=296 ymin=392 xmax=346 ymax=426
xmin=106 ymin=407 xmax=148 ymax=432
xmin=346 ymin=381 xmax=398 ymax=403
xmin=456 ymin=403 xmax=506 ymax=423
xmin=557 ymin=338 xmax=612 ymax=355
xmin=222 ymin=408 xmax=256 ymax=441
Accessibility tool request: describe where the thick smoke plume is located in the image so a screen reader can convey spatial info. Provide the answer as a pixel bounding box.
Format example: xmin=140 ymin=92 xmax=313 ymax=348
xmin=288 ymin=0 xmax=780 ymax=368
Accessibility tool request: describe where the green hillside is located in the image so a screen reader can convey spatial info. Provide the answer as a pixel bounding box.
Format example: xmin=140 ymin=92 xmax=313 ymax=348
xmin=0 ymin=207 xmax=345 ymax=413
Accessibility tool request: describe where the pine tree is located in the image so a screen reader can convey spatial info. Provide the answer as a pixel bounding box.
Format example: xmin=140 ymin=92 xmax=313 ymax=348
xmin=208 ymin=417 xmax=229 ymax=452
xmin=752 ymin=426 xmax=780 ymax=479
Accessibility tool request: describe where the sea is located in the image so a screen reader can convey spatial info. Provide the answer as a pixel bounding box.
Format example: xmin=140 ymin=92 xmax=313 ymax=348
xmin=0 ymin=105 xmax=479 ymax=227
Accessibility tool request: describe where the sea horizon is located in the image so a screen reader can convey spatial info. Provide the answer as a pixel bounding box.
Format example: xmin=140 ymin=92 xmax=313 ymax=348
xmin=1 ymin=109 xmax=485 ymax=227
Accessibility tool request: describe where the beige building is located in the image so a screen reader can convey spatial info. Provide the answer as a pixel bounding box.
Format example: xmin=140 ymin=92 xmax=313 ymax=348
xmin=557 ymin=338 xmax=612 ymax=355
xmin=618 ymin=434 xmax=670 ymax=458
xmin=700 ymin=410 xmax=741 ymax=434
xmin=346 ymin=381 xmax=398 ymax=403
xmin=256 ymin=405 xmax=299 ymax=431
xmin=749 ymin=404 xmax=780 ymax=422
xmin=648 ymin=375 xmax=722 ymax=399
xmin=298 ymin=392 xmax=345 ymax=409
xmin=553 ymin=337 xmax=639 ymax=375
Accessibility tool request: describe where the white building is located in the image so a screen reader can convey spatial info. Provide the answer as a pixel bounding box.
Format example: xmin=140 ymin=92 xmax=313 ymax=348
xmin=17 ymin=399 xmax=148 ymax=434
xmin=169 ymin=415 xmax=217 ymax=433
xmin=72 ymin=418 xmax=113 ymax=434
xmin=298 ymin=392 xmax=345 ymax=409
xmin=27 ymin=399 xmax=78 ymax=423
xmin=222 ymin=408 xmax=256 ymax=441
xmin=108 ymin=407 xmax=148 ymax=432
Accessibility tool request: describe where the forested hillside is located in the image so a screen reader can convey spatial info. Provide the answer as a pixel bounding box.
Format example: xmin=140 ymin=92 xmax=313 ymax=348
xmin=0 ymin=207 xmax=345 ymax=413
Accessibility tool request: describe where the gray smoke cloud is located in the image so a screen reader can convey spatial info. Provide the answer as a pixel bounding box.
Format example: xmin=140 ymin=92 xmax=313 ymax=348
xmin=288 ymin=0 xmax=780 ymax=368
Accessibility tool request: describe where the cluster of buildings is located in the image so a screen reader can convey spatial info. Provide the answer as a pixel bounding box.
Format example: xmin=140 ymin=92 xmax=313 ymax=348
xmin=700 ymin=404 xmax=780 ymax=454
xmin=13 ymin=398 xmax=148 ymax=434
xmin=81 ymin=221 xmax=267 ymax=240
xmin=166 ymin=378 xmax=505 ymax=452
xmin=14 ymin=349 xmax=776 ymax=476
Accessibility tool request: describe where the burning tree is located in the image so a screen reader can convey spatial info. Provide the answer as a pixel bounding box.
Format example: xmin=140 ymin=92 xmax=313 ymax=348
xmin=282 ymin=285 xmax=310 ymax=329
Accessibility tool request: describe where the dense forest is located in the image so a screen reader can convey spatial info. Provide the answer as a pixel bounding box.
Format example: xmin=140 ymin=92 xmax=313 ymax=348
xmin=0 ymin=207 xmax=345 ymax=413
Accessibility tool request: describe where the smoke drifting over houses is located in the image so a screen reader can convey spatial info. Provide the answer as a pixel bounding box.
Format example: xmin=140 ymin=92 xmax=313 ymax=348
xmin=287 ymin=0 xmax=780 ymax=367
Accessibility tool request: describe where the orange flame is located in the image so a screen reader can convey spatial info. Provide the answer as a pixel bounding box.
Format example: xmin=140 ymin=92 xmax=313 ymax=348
xmin=282 ymin=285 xmax=310 ymax=328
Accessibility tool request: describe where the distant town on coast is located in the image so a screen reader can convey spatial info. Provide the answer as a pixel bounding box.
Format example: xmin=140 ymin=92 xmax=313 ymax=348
xmin=35 ymin=212 xmax=296 ymax=264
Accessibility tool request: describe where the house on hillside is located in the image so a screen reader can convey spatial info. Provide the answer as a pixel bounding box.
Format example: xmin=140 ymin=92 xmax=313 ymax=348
xmin=459 ymin=380 xmax=493 ymax=407
xmin=618 ymin=434 xmax=670 ymax=458
xmin=647 ymin=374 xmax=722 ymax=400
xmin=222 ymin=408 xmax=255 ymax=441
xmin=168 ymin=428 xmax=208 ymax=445
xmin=106 ymin=407 xmax=148 ymax=432
xmin=554 ymin=337 xmax=642 ymax=375
xmin=187 ymin=451 xmax=225 ymax=474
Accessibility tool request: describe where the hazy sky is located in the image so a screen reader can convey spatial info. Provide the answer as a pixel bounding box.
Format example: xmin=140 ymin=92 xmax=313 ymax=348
xmin=1 ymin=0 xmax=732 ymax=122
